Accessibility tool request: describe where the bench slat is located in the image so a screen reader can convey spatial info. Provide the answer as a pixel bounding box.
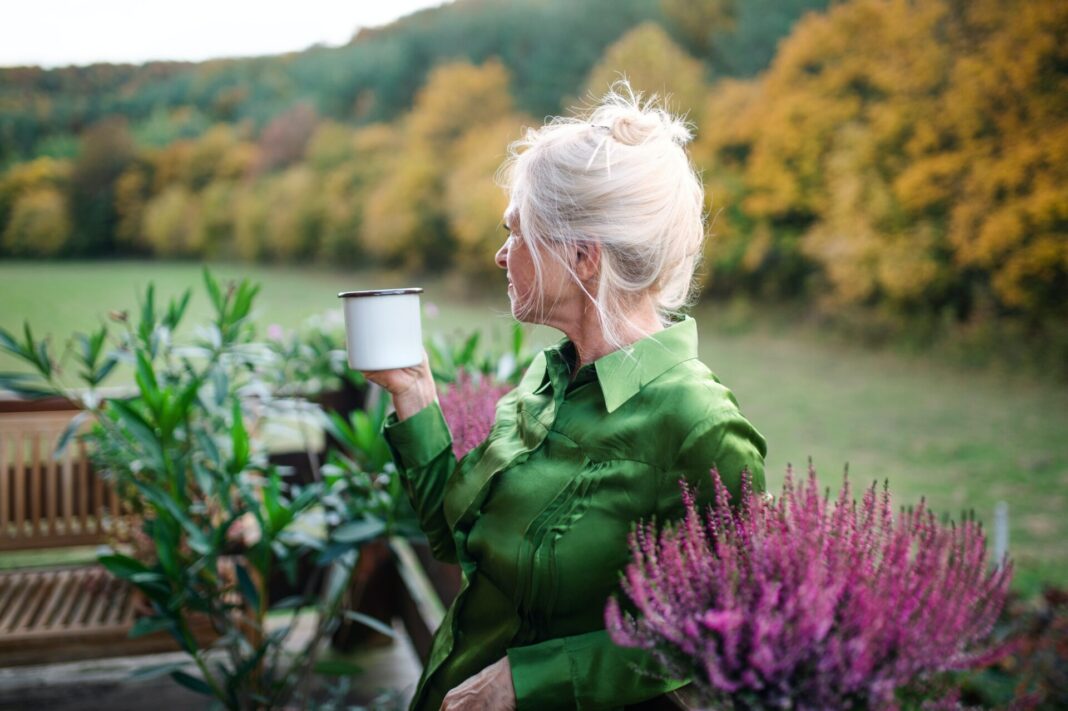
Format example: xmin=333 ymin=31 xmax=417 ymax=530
xmin=0 ymin=572 xmax=26 ymax=626
xmin=37 ymin=570 xmax=74 ymax=631
xmin=1 ymin=572 xmax=36 ymax=633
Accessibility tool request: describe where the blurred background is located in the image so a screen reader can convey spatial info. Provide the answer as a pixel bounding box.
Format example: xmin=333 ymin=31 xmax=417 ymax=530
xmin=0 ymin=0 xmax=1065 ymax=597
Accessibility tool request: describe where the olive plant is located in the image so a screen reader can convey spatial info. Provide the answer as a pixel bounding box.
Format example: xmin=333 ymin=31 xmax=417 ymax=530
xmin=0 ymin=269 xmax=394 ymax=709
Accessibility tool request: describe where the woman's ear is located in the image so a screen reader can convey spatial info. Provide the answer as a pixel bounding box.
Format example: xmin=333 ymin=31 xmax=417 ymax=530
xmin=574 ymin=241 xmax=601 ymax=282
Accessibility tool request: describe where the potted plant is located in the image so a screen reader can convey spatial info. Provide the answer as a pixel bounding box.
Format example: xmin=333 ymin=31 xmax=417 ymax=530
xmin=605 ymin=462 xmax=1015 ymax=710
xmin=0 ymin=269 xmax=400 ymax=709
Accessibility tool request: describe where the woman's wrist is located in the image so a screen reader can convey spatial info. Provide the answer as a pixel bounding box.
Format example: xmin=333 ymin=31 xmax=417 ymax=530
xmin=392 ymin=376 xmax=437 ymax=422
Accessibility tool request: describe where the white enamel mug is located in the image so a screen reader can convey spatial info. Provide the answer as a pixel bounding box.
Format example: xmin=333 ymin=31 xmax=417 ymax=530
xmin=338 ymin=288 xmax=424 ymax=370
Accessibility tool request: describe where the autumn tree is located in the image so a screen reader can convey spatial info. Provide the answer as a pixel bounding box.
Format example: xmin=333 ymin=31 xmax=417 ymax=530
xmin=254 ymin=103 xmax=319 ymax=175
xmin=362 ymin=59 xmax=520 ymax=270
xmin=581 ymin=22 xmax=708 ymax=126
xmin=67 ymin=116 xmax=136 ymax=255
xmin=142 ymin=185 xmax=204 ymax=257
xmin=694 ymin=0 xmax=1068 ymax=323
xmin=445 ymin=117 xmax=530 ymax=276
xmin=1 ymin=187 xmax=71 ymax=256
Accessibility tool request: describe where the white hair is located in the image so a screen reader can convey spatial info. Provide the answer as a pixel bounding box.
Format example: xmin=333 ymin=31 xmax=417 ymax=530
xmin=495 ymin=79 xmax=706 ymax=352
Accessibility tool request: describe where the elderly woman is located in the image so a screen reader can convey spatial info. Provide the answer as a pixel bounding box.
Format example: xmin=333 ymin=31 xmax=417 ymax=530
xmin=363 ymin=84 xmax=768 ymax=711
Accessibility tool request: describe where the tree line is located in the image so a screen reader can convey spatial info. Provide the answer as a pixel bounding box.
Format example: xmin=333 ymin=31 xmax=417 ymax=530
xmin=0 ymin=0 xmax=1064 ymax=373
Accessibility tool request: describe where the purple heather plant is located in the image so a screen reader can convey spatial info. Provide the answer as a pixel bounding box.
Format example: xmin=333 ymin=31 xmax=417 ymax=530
xmin=437 ymin=370 xmax=511 ymax=459
xmin=604 ymin=461 xmax=1014 ymax=711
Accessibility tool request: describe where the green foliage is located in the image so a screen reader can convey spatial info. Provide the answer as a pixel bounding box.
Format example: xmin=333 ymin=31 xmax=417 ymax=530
xmin=425 ymin=321 xmax=533 ymax=385
xmin=0 ymin=269 xmax=412 ymax=708
xmin=261 ymin=310 xmax=365 ymax=398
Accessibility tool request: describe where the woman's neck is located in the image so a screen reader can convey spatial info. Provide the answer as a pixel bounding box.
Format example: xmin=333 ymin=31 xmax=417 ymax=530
xmin=563 ymin=300 xmax=664 ymax=371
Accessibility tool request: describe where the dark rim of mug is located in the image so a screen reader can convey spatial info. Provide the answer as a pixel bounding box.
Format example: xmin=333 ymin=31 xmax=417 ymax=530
xmin=337 ymin=287 xmax=424 ymax=298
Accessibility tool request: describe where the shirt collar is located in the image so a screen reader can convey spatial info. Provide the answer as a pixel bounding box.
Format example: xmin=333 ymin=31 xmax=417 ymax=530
xmin=528 ymin=316 xmax=700 ymax=413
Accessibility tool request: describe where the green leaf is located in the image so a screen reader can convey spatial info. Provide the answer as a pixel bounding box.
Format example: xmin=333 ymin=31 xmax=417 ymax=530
xmin=269 ymin=595 xmax=309 ymax=611
xmin=164 ymin=289 xmax=192 ymax=330
xmin=89 ymin=355 xmax=119 ymax=387
xmin=194 ymin=429 xmax=222 ymax=468
xmin=53 ymin=411 xmax=90 ymax=460
xmin=98 ymin=553 xmax=150 ymax=580
xmin=153 ymin=519 xmax=180 ymax=580
xmin=459 ymin=330 xmax=481 ymax=366
xmin=0 ymin=327 xmax=25 ymax=358
xmin=318 ymin=541 xmax=355 ymax=565
xmin=261 ymin=471 xmax=288 ymax=534
xmin=278 ymin=529 xmax=325 ymax=550
xmin=0 ymin=373 xmax=55 ymax=398
xmin=109 ymin=399 xmax=164 ymax=471
xmin=170 ymin=670 xmax=214 ymax=697
xmin=332 ymin=518 xmax=385 ymax=544
xmin=128 ymin=616 xmax=174 ymax=639
xmin=134 ymin=350 xmax=161 ymax=416
xmin=211 ymin=368 xmax=228 ymax=407
xmin=138 ymin=283 xmax=157 ymax=346
xmin=342 ymin=610 xmax=398 ymax=639
xmin=231 ymin=280 xmax=260 ymax=323
xmin=35 ymin=337 xmax=52 ymax=377
xmin=235 ymin=564 xmax=260 ymax=614
xmin=203 ymin=267 xmax=223 ymax=313
xmin=129 ymin=660 xmax=188 ymax=680
xmin=228 ymin=400 xmax=249 ymax=474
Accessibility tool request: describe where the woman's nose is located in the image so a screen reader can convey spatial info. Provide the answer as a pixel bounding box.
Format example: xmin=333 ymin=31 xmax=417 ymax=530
xmin=494 ymin=240 xmax=508 ymax=270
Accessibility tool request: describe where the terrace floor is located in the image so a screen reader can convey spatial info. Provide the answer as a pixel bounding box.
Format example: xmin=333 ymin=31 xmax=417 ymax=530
xmin=0 ymin=613 xmax=423 ymax=710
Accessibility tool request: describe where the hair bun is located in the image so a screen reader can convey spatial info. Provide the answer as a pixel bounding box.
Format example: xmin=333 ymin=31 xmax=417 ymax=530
xmin=588 ymin=81 xmax=693 ymax=147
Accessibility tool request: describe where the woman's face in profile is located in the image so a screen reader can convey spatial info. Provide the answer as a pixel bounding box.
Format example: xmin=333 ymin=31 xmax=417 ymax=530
xmin=495 ymin=208 xmax=572 ymax=327
xmin=495 ymin=210 xmax=537 ymax=322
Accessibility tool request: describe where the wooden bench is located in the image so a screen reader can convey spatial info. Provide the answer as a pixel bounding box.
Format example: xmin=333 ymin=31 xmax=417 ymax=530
xmin=0 ymin=395 xmax=209 ymax=667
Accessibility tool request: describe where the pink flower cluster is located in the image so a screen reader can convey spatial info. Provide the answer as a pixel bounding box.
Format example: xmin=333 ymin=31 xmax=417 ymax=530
xmin=437 ymin=371 xmax=511 ymax=459
xmin=605 ymin=462 xmax=1014 ymax=710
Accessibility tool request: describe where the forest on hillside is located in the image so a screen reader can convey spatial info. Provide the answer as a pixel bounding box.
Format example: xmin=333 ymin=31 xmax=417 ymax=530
xmin=0 ymin=0 xmax=1065 ymax=374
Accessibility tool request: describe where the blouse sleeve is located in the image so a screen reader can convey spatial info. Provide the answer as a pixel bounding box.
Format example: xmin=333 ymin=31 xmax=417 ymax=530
xmin=660 ymin=406 xmax=768 ymax=516
xmin=507 ymin=629 xmax=689 ymax=709
xmin=383 ymin=400 xmax=460 ymax=564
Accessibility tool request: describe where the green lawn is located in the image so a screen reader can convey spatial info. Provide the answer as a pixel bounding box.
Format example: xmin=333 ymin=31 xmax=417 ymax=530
xmin=2 ymin=259 xmax=1066 ymax=596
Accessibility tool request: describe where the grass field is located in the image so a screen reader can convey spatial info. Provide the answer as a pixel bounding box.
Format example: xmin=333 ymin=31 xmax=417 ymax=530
xmin=2 ymin=259 xmax=1066 ymax=596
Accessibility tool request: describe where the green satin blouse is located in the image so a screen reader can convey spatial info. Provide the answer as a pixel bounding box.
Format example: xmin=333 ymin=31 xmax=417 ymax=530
xmin=383 ymin=316 xmax=768 ymax=710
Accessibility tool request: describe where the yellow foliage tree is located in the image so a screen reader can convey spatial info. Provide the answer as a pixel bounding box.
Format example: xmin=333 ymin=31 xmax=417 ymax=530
xmin=319 ymin=123 xmax=400 ymax=264
xmin=695 ymin=0 xmax=1067 ymax=319
xmin=445 ymin=116 xmax=531 ymax=277
xmin=363 ymin=59 xmax=520 ymax=270
xmin=582 ymin=22 xmax=708 ymax=126
xmin=114 ymin=166 xmax=149 ymax=251
xmin=142 ymin=185 xmax=204 ymax=257
xmin=361 ymin=145 xmax=443 ymax=268
xmin=1 ymin=186 xmax=71 ymax=256
xmin=262 ymin=166 xmax=323 ymax=262
xmin=407 ymin=58 xmax=514 ymax=154
xmin=0 ymin=157 xmax=70 ymax=231
xmin=232 ymin=185 xmax=270 ymax=262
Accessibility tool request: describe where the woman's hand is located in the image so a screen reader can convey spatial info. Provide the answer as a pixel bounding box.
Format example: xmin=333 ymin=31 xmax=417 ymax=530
xmin=440 ymin=656 xmax=516 ymax=711
xmin=360 ymin=353 xmax=436 ymax=422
